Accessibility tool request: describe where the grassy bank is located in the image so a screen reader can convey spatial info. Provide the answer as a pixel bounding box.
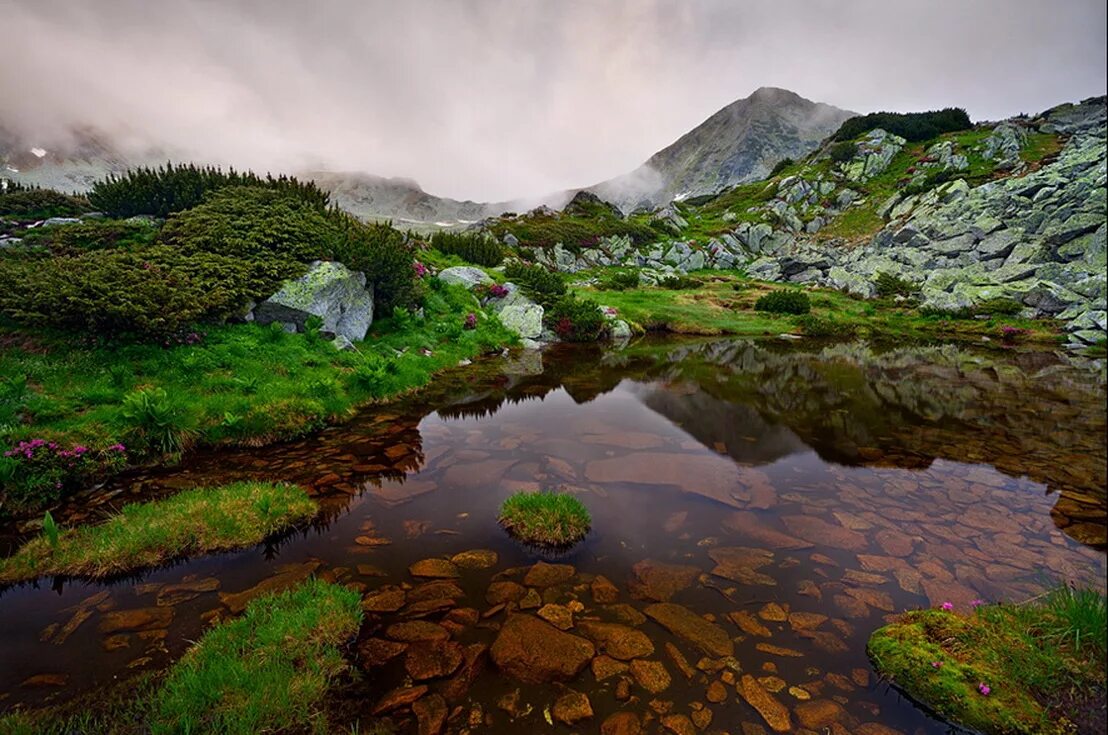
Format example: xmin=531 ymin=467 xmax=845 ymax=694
xmin=0 ymin=279 xmax=514 ymax=514
xmin=577 ymin=272 xmax=1059 ymax=343
xmin=0 ymin=482 xmax=316 ymax=582
xmin=0 ymin=579 xmax=363 ymax=735
xmin=869 ymin=586 xmax=1107 ymax=735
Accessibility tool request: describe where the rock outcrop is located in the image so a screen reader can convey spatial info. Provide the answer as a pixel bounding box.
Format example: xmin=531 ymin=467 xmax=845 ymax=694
xmin=253 ymin=260 xmax=374 ymax=342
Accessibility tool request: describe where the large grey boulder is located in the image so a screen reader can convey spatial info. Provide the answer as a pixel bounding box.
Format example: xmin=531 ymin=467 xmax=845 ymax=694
xmin=253 ymin=260 xmax=373 ymax=341
xmin=437 ymin=266 xmax=493 ymax=289
xmin=484 ymin=283 xmax=544 ymax=340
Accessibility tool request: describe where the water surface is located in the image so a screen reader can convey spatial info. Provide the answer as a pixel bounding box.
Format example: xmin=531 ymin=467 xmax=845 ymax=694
xmin=1 ymin=339 xmax=1105 ymax=732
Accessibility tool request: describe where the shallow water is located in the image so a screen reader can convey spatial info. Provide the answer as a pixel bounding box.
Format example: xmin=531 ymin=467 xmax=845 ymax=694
xmin=1 ymin=338 xmax=1105 ymax=732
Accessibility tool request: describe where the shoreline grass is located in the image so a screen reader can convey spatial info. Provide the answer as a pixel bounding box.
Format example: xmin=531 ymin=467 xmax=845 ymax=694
xmin=0 ymin=579 xmax=363 ymax=735
xmin=868 ymin=586 xmax=1107 ymax=735
xmin=498 ymin=490 xmax=591 ymax=547
xmin=0 ymin=482 xmax=316 ymax=582
xmin=577 ymin=272 xmax=1061 ymax=345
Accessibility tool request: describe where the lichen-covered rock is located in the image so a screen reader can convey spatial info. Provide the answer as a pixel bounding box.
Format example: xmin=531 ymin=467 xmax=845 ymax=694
xmin=489 ymin=614 xmax=595 ymax=683
xmin=253 ymin=261 xmax=373 ymax=342
xmin=437 ymin=266 xmax=493 ymax=289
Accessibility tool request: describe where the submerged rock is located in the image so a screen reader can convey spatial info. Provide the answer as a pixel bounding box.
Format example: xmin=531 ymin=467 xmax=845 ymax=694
xmin=489 ymin=614 xmax=595 ymax=683
xmin=644 ymin=603 xmax=734 ymax=658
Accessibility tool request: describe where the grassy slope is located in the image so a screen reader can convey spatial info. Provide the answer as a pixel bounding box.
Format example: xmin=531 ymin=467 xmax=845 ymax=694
xmin=869 ymin=587 xmax=1106 ymax=735
xmin=0 ymin=579 xmax=363 ymax=735
xmin=0 ymin=482 xmax=315 ymax=582
xmin=578 ymin=272 xmax=1059 ymax=343
xmin=0 ymin=281 xmax=514 ymax=496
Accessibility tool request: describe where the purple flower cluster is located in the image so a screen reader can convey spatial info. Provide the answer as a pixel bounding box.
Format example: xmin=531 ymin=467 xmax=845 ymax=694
xmin=412 ymin=261 xmax=429 ymax=278
xmin=488 ymin=284 xmax=509 ymax=299
xmin=463 ymin=312 xmax=478 ymax=330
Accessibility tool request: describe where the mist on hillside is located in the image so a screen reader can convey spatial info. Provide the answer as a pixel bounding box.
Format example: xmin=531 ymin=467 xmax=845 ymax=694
xmin=1 ymin=0 xmax=1105 ymax=201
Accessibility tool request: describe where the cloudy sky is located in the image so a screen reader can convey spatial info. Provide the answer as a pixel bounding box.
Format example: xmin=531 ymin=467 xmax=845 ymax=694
xmin=2 ymin=0 xmax=1105 ymax=201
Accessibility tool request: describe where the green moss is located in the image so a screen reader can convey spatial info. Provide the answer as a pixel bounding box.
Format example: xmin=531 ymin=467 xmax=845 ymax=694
xmin=498 ymin=490 xmax=591 ymax=547
xmin=1021 ymin=131 xmax=1064 ymax=164
xmin=869 ymin=588 xmax=1106 ymax=735
xmin=0 ymin=482 xmax=316 ymax=582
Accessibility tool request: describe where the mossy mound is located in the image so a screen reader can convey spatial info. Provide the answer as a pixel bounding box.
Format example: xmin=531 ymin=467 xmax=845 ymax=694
xmin=498 ymin=491 xmax=591 ymax=548
xmin=869 ymin=590 xmax=1106 ymax=735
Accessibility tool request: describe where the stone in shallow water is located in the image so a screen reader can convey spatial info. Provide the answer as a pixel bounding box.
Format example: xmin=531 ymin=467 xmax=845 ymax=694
xmin=591 ymin=654 xmax=629 ymax=681
xmin=645 ymin=603 xmax=734 ymax=658
xmin=661 ymin=713 xmax=696 ymax=735
xmin=629 ymin=658 xmax=672 ymax=693
xmin=489 ymin=614 xmax=595 ymax=683
xmin=486 ymin=580 xmax=526 ymax=605
xmin=440 ymin=643 xmax=488 ymax=702
xmin=552 ymin=689 xmax=594 ymax=725
xmin=629 ymin=559 xmax=700 ymax=601
xmin=794 ymin=699 xmax=847 ymax=729
xmin=708 ymin=546 xmax=777 ymax=585
xmin=723 ymin=512 xmax=814 ymax=550
xmin=450 ymin=548 xmax=499 ymax=569
xmin=738 ymin=674 xmax=792 ymax=732
xmin=707 ymin=679 xmax=728 ymax=703
xmin=357 ymin=637 xmax=407 ymax=668
xmin=97 ymin=607 xmax=173 ymax=634
xmin=409 ymin=558 xmax=460 ymax=578
xmin=601 ymin=711 xmax=642 ymax=735
xmin=591 ymin=574 xmax=620 ymax=603
xmin=218 ymin=561 xmax=320 ymax=614
xmin=729 ymin=610 xmax=772 ymax=637
xmin=781 ymin=515 xmax=868 ymax=551
xmin=577 ymin=621 xmax=655 ymax=660
xmin=537 ymin=603 xmax=574 ymax=630
xmin=386 ymin=621 xmax=449 ymax=642
xmin=758 ymin=603 xmax=788 ymax=622
xmin=372 ymin=685 xmax=428 ymax=715
xmin=523 ymin=561 xmax=576 ymax=587
xmin=412 ymin=693 xmax=447 ymax=735
xmin=404 ymin=639 xmax=464 ymax=680
xmin=362 ymin=587 xmax=406 ymax=613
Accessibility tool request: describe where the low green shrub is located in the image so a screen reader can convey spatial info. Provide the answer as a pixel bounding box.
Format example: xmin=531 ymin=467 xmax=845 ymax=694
xmin=0 ymin=188 xmax=90 ymax=219
xmin=832 ymin=108 xmax=972 ymax=143
xmin=769 ymin=157 xmax=795 ymax=177
xmin=755 ymin=289 xmax=811 ymax=315
xmin=88 ymin=162 xmax=329 ymax=218
xmin=902 ymin=169 xmax=955 ymax=197
xmin=797 ymin=314 xmax=858 ymax=338
xmin=498 ymin=490 xmax=591 ymax=547
xmin=829 ymin=141 xmax=858 ymax=163
xmin=547 ymin=295 xmax=604 ymax=342
xmin=658 ymin=275 xmax=700 ymax=290
xmin=0 ymin=245 xmax=301 ymax=339
xmin=598 ymin=271 xmax=640 ymax=291
xmin=974 ymin=297 xmax=1023 ymax=316
xmin=120 ymin=387 xmax=197 ymax=455
xmin=330 ymin=214 xmax=422 ymax=313
xmin=874 ymin=271 xmax=919 ymax=298
xmin=158 ymin=187 xmax=337 ymax=262
xmin=503 ymin=261 xmax=566 ymax=307
xmin=18 ymin=218 xmax=159 ymax=255
xmin=429 ymin=230 xmax=503 ymax=267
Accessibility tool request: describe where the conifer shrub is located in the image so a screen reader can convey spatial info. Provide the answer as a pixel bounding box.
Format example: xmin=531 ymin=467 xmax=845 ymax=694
xmin=832 ymin=108 xmax=972 ymax=143
xmin=754 ymin=289 xmax=811 ymax=315
xmin=429 ymin=230 xmax=504 ymax=266
xmin=0 ymin=188 xmax=90 ymax=219
xmin=874 ymin=271 xmax=919 ymax=298
xmin=769 ymin=157 xmax=795 ymax=177
xmin=503 ymin=261 xmax=567 ymax=307
xmin=598 ymin=271 xmax=640 ymax=291
xmin=547 ymin=295 xmax=604 ymax=342
xmin=829 ymin=141 xmax=858 ymax=163
xmin=18 ymin=218 xmax=158 ymax=255
xmin=88 ymin=162 xmax=329 ymax=218
xmin=329 ymin=214 xmax=421 ymax=312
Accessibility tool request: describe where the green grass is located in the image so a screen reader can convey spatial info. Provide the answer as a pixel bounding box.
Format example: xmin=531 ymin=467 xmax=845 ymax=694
xmin=0 ymin=580 xmax=362 ymax=734
xmin=0 ymin=482 xmax=316 ymax=582
xmin=577 ymin=271 xmax=1059 ymax=344
xmin=869 ymin=586 xmax=1107 ymax=735
xmin=151 ymin=578 xmax=362 ymax=734
xmin=0 ymin=280 xmax=515 ymax=512
xmin=1021 ymin=131 xmax=1064 ymax=165
xmin=498 ymin=490 xmax=591 ymax=547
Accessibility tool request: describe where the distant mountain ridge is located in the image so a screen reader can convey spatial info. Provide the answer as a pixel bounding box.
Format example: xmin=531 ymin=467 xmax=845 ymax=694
xmin=2 ymin=86 xmax=855 ymax=222
xmin=588 ymin=87 xmax=856 ymax=211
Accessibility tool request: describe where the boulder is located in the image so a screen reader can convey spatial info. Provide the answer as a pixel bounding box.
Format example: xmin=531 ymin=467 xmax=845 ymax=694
xmin=437 ymin=266 xmax=493 ymax=289
xmin=253 ymin=261 xmax=373 ymax=342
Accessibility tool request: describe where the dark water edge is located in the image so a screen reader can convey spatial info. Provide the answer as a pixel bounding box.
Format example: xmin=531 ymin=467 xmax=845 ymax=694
xmin=1 ymin=337 xmax=1105 ymax=733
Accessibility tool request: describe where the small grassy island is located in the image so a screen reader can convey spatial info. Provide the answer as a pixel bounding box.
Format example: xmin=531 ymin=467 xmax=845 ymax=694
xmin=868 ymin=586 xmax=1107 ymax=735
xmin=498 ymin=490 xmax=591 ymax=548
xmin=0 ymin=482 xmax=316 ymax=583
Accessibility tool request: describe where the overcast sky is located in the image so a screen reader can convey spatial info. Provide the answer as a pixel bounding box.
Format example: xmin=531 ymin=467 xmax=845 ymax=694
xmin=2 ymin=0 xmax=1105 ymax=201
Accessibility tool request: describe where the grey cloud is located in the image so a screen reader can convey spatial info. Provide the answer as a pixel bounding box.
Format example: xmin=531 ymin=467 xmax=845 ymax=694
xmin=1 ymin=0 xmax=1104 ymax=201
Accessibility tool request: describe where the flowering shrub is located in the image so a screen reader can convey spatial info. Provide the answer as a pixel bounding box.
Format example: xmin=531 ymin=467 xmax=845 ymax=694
xmin=488 ymin=283 xmax=510 ymax=299
xmin=463 ymin=313 xmax=478 ymax=330
xmin=999 ymin=325 xmax=1029 ymax=343
xmin=546 ymin=296 xmax=603 ymax=342
xmin=412 ymin=261 xmax=429 ymax=279
xmin=1 ymin=439 xmax=127 ymax=511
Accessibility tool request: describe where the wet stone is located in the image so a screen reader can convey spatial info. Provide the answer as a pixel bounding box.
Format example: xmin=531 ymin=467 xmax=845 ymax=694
xmin=645 ymin=603 xmax=734 ymax=658
xmin=661 ymin=713 xmax=697 ymax=735
xmin=486 ymin=581 xmax=526 ymax=605
xmin=592 ymin=655 xmax=629 ymax=681
xmin=363 ymin=587 xmax=406 ymax=613
xmin=738 ymin=674 xmax=792 ymax=733
xmin=552 ymin=689 xmax=594 ymax=725
xmin=372 ymin=685 xmax=429 ymax=715
xmin=489 ymin=614 xmax=595 ymax=683
xmin=450 ymin=548 xmax=499 ymax=569
xmin=523 ymin=561 xmax=576 ymax=587
xmin=409 ymin=558 xmax=460 ymax=578
xmin=630 ymin=658 xmax=672 ymax=694
xmin=405 ymin=639 xmax=464 ymax=680
xmin=665 ymin=642 xmax=696 ymax=679
xmin=537 ymin=603 xmax=574 ymax=630
xmin=729 ymin=610 xmax=772 ymax=637
xmin=578 ymin=621 xmax=655 ymax=660
xmin=592 ymin=574 xmax=620 ymax=603
xmin=98 ymin=607 xmax=173 ymax=635
xmin=440 ymin=642 xmax=488 ymax=702
xmin=629 ymin=559 xmax=700 ymax=601
xmin=519 ymin=588 xmax=542 ymax=610
xmin=357 ymin=637 xmax=408 ymax=668
xmin=794 ymin=699 xmax=847 ymax=729
xmin=602 ymin=711 xmax=642 ymax=735
xmin=385 ymin=621 xmax=449 ymax=642
xmin=413 ymin=693 xmax=448 ymax=735
xmin=707 ymin=679 xmax=728 ymax=703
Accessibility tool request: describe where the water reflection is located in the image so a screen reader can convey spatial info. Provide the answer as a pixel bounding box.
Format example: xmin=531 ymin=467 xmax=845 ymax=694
xmin=1 ymin=338 xmax=1104 ymax=732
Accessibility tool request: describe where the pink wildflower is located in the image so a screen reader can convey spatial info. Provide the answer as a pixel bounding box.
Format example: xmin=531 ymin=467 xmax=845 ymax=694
xmin=971 ymin=599 xmax=985 ymax=608
xmin=940 ymin=602 xmax=954 ymax=611
xmin=931 ymin=661 xmax=943 ymax=669
xmin=978 ymin=683 xmax=991 ymax=696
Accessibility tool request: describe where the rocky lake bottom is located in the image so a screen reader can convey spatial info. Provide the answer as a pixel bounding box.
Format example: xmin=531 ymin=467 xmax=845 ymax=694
xmin=0 ymin=338 xmax=1104 ymax=733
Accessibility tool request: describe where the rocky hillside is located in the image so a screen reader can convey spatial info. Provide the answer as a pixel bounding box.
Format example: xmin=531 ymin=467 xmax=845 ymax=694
xmin=588 ymin=87 xmax=855 ymax=211
xmin=492 ymin=97 xmax=1106 ymax=349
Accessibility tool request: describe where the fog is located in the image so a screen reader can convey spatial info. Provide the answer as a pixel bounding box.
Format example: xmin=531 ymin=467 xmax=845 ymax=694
xmin=1 ymin=0 xmax=1104 ymax=201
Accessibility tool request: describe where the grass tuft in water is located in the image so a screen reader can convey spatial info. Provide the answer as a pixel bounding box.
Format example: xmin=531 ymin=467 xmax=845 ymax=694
xmin=868 ymin=585 xmax=1107 ymax=735
xmin=0 ymin=482 xmax=316 ymax=582
xmin=498 ymin=490 xmax=591 ymax=547
xmin=150 ymin=578 xmax=362 ymax=735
